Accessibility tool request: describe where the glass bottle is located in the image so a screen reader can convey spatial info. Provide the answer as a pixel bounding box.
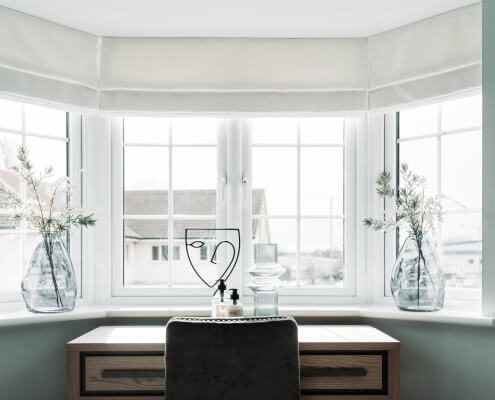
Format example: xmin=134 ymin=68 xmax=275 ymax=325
xmin=211 ymin=279 xmax=228 ymax=317
xmin=227 ymin=289 xmax=243 ymax=317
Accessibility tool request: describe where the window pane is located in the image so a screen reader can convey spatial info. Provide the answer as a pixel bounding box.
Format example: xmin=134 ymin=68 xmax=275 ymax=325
xmin=441 ymin=95 xmax=482 ymax=132
xmin=25 ymin=104 xmax=66 ymax=137
xmin=442 ymin=213 xmax=482 ymax=289
xmin=251 ymin=118 xmax=297 ymax=144
xmin=0 ymin=223 xmax=21 ymax=293
xmin=0 ymin=102 xmax=70 ymax=298
xmin=124 ymin=117 xmax=169 ymax=144
xmin=124 ymin=147 xmax=169 ymax=215
xmin=0 ymin=99 xmax=22 ymax=130
xmin=174 ymin=221 xmax=218 ymax=287
xmin=301 ymin=147 xmax=343 ymax=215
xmin=300 ymin=118 xmax=344 ymax=144
xmin=124 ymin=219 xmax=169 ymax=287
xmin=300 ymin=218 xmax=344 ymax=287
xmin=172 ymin=118 xmax=218 ymax=144
xmin=173 ymin=147 xmax=216 ymax=214
xmin=0 ymin=132 xmax=22 ymax=171
xmin=399 ymin=137 xmax=438 ymax=197
xmin=397 ymin=96 xmax=483 ymax=294
xmin=253 ymin=218 xmax=297 ymax=286
xmin=25 ymin=137 xmax=67 ymax=179
xmin=252 ymin=148 xmax=297 ymax=215
xmin=442 ymin=131 xmax=482 ymax=210
xmin=399 ymin=104 xmax=438 ymax=138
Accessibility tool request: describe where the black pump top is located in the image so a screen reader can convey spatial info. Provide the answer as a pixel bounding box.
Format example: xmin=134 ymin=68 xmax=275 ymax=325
xmin=217 ymin=279 xmax=227 ymax=301
xmin=230 ymin=288 xmax=239 ymax=305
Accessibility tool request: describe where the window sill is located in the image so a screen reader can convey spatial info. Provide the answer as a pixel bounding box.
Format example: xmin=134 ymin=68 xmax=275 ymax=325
xmin=0 ymin=302 xmax=492 ymax=328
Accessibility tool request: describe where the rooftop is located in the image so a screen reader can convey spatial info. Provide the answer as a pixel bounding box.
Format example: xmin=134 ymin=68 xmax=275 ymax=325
xmin=124 ymin=188 xmax=267 ymax=240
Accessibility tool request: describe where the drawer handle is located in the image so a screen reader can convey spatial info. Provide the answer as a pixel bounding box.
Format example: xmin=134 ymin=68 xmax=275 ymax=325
xmin=301 ymin=367 xmax=367 ymax=377
xmin=101 ymin=369 xmax=165 ymax=379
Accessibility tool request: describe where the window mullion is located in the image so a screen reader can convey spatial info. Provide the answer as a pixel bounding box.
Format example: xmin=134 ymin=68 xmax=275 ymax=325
xmin=225 ymin=119 xmax=243 ymax=293
xmin=296 ymin=121 xmax=301 ymax=287
xmin=168 ymin=121 xmax=173 ymax=288
xmin=240 ymin=119 xmax=252 ymax=303
xmin=19 ymin=105 xmax=27 ymax=286
xmin=437 ymin=104 xmax=443 ymax=257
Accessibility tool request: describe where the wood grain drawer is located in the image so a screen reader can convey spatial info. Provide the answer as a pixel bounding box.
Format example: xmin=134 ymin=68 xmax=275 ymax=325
xmin=300 ymin=352 xmax=386 ymax=395
xmin=81 ymin=352 xmax=165 ymax=395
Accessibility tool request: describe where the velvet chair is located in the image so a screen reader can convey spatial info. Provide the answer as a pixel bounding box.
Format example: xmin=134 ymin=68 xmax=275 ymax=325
xmin=165 ymin=316 xmax=300 ymax=400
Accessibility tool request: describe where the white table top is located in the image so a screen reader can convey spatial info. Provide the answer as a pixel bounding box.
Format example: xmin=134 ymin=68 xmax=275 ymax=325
xmin=67 ymin=324 xmax=399 ymax=352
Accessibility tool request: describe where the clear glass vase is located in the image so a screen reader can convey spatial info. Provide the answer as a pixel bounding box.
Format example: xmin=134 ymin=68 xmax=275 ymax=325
xmin=21 ymin=232 xmax=77 ymax=313
xmin=391 ymin=233 xmax=444 ymax=312
xmin=247 ymin=244 xmax=285 ymax=316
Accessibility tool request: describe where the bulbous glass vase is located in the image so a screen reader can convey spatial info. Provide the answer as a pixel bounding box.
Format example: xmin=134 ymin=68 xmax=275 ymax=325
xmin=391 ymin=233 xmax=444 ymax=312
xmin=21 ymin=232 xmax=77 ymax=313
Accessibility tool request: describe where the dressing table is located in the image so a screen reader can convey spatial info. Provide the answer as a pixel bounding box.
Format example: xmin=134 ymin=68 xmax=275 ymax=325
xmin=67 ymin=325 xmax=400 ymax=400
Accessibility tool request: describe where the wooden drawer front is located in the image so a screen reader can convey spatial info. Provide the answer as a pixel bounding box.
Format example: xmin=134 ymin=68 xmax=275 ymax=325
xmin=82 ymin=353 xmax=165 ymax=395
xmin=300 ymin=353 xmax=384 ymax=394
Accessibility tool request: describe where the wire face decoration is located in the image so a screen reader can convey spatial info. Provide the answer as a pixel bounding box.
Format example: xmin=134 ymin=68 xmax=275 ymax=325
xmin=185 ymin=228 xmax=241 ymax=288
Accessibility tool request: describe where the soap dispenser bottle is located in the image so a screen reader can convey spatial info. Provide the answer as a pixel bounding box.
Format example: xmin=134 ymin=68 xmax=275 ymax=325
xmin=227 ymin=289 xmax=243 ymax=317
xmin=211 ymin=279 xmax=228 ymax=317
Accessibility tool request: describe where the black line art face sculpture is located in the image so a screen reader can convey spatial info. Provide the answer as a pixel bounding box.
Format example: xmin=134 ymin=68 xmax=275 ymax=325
xmin=185 ymin=228 xmax=240 ymax=288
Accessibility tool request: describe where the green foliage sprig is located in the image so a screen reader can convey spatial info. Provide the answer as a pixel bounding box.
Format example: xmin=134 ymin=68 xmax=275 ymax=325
xmin=0 ymin=145 xmax=96 ymax=234
xmin=364 ymin=163 xmax=448 ymax=240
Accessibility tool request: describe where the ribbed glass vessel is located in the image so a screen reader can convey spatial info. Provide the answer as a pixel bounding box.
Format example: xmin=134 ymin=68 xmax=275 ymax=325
xmin=247 ymin=244 xmax=285 ymax=316
xmin=22 ymin=232 xmax=77 ymax=313
xmin=391 ymin=233 xmax=444 ymax=312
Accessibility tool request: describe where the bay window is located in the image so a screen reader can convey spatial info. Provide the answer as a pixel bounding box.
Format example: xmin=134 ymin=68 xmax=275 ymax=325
xmin=0 ymin=94 xmax=483 ymax=306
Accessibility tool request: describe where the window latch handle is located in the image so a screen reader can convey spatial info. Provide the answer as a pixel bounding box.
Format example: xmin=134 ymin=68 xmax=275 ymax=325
xmin=242 ymin=174 xmax=248 ymax=203
xmin=221 ymin=173 xmax=227 ymax=202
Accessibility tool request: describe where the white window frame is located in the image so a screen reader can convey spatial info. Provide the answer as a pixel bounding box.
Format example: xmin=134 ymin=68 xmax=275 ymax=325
xmin=0 ymin=102 xmax=83 ymax=303
xmin=110 ymin=115 xmax=363 ymax=305
xmin=240 ymin=118 xmax=360 ymax=305
xmin=110 ymin=117 xmax=228 ymax=301
xmin=372 ymin=92 xmax=482 ymax=304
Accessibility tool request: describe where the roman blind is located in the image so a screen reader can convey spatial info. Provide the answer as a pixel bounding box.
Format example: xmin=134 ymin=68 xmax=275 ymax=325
xmin=98 ymin=37 xmax=368 ymax=112
xmin=368 ymin=3 xmax=481 ymax=110
xmin=0 ymin=6 xmax=99 ymax=109
xmin=0 ymin=3 xmax=482 ymax=113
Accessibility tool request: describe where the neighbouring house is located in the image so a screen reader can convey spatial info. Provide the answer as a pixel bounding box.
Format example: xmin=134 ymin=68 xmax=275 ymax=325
xmin=443 ymin=240 xmax=482 ymax=288
xmin=123 ymin=188 xmax=269 ymax=286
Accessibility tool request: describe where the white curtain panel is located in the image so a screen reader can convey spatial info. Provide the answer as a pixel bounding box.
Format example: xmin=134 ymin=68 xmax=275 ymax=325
xmin=368 ymin=3 xmax=481 ymax=110
xmin=0 ymin=3 xmax=482 ymax=113
xmin=0 ymin=7 xmax=99 ymax=109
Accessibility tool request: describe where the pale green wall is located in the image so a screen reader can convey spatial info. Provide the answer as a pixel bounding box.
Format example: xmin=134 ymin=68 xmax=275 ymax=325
xmin=0 ymin=319 xmax=104 ymax=400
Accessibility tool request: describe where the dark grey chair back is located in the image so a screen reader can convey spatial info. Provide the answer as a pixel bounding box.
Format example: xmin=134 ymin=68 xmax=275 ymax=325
xmin=165 ymin=316 xmax=300 ymax=400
